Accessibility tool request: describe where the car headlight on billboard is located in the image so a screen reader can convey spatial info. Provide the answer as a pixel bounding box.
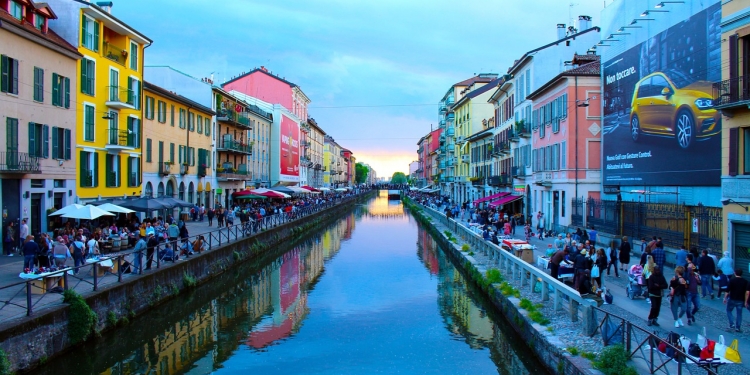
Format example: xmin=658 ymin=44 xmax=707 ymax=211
xmin=694 ymin=98 xmax=713 ymax=110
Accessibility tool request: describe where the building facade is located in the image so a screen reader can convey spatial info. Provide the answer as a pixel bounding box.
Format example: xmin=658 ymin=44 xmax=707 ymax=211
xmin=0 ymin=0 xmax=81 ymax=235
xmin=306 ymin=118 xmax=325 ymax=188
xmin=213 ymin=88 xmax=254 ymax=207
xmin=47 ymin=0 xmax=152 ymax=202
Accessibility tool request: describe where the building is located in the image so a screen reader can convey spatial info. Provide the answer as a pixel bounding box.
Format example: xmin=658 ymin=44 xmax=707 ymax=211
xmin=323 ymin=136 xmax=342 ymax=188
xmin=526 ymin=53 xmax=601 ymax=231
xmin=142 ymin=81 xmax=215 ymax=208
xmin=487 ymin=76 xmax=519 ymax=210
xmin=341 ymin=149 xmax=353 ymax=186
xmin=305 ymin=118 xmax=325 ymax=187
xmin=46 ymin=0 xmax=152 ymax=202
xmin=716 ymin=0 xmax=750 ymax=276
xmin=0 ymin=0 xmax=82 ymax=235
xmin=416 ymin=128 xmax=441 ymax=188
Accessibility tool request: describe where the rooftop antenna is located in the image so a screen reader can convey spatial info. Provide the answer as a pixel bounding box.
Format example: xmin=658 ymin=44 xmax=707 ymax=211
xmin=569 ymin=2 xmax=579 ymax=26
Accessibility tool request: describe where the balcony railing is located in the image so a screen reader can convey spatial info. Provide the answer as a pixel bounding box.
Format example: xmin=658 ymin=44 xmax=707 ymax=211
xmin=216 ymin=108 xmax=251 ymax=128
xmin=107 ymin=128 xmax=137 ymax=148
xmin=490 ymin=175 xmax=510 ymax=186
xmin=512 ymin=166 xmax=526 ymax=178
xmin=159 ymin=162 xmax=172 ymax=175
xmin=128 ymin=173 xmax=138 ymax=187
xmin=447 ymin=144 xmax=455 ymax=152
xmin=106 ymin=86 xmax=135 ymax=108
xmin=217 ymin=135 xmax=253 ymax=154
xmin=471 ymin=177 xmax=485 ymax=186
xmin=106 ymin=172 xmax=119 ymax=187
xmin=461 ymin=154 xmax=470 ymax=163
xmin=216 ymin=164 xmax=249 ymax=181
xmin=103 ymin=43 xmax=128 ymax=66
xmin=445 ymin=126 xmax=455 ymax=137
xmin=81 ymin=171 xmax=94 ymax=187
xmin=0 ymin=152 xmax=41 ymax=174
xmin=180 ymin=164 xmax=188 ymax=175
xmin=516 ymin=121 xmax=531 ymax=137
xmin=713 ymin=75 xmax=750 ymax=109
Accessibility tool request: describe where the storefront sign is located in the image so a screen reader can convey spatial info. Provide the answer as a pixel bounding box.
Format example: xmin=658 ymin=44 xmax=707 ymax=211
xmin=215 ymin=188 xmax=223 ymax=195
xmin=513 ymin=185 xmax=525 ymax=194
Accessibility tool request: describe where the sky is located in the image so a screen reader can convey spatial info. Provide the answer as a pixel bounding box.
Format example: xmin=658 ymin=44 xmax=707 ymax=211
xmin=113 ymin=0 xmax=610 ymax=179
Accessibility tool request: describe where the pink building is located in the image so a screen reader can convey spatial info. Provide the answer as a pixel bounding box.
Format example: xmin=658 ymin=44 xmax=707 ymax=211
xmin=417 ymin=128 xmax=442 ymax=186
xmin=223 ymin=66 xmax=309 ymax=121
xmin=527 ymin=54 xmax=601 ymax=230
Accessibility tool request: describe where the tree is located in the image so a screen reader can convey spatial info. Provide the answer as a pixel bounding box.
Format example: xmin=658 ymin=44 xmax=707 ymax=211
xmin=355 ymin=163 xmax=369 ymax=184
xmin=390 ymin=172 xmax=407 ymax=184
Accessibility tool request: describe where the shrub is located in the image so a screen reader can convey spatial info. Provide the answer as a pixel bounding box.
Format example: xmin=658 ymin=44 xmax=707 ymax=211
xmin=468 ymin=251 xmax=474 ymax=256
xmin=0 ymin=348 xmax=11 ymax=375
xmin=461 ymin=244 xmax=470 ymax=252
xmin=183 ymin=272 xmax=197 ymax=288
xmin=107 ymin=311 xmax=117 ymax=327
xmin=233 ymin=251 xmax=241 ymax=261
xmin=594 ymin=345 xmax=637 ymax=375
xmin=581 ymin=352 xmax=596 ymax=360
xmin=567 ymin=346 xmax=579 ymax=356
xmin=528 ymin=311 xmax=550 ymax=325
xmin=485 ymin=269 xmax=503 ymax=284
xmin=63 ymin=290 xmax=97 ymax=344
xmin=519 ymin=298 xmax=533 ymax=310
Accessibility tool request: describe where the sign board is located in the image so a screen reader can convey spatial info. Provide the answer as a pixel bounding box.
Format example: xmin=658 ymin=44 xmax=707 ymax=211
xmin=215 ymin=188 xmax=223 ymax=195
xmin=603 ymin=185 xmax=620 ymax=194
xmin=513 ymin=185 xmax=525 ymax=194
xmin=692 ymin=218 xmax=699 ymax=233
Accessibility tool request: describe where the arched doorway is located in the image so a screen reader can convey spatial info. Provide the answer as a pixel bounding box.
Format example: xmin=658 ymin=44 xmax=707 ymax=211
xmin=188 ymin=182 xmax=194 ymax=204
xmin=144 ymin=182 xmax=153 ymax=198
xmin=179 ymin=182 xmax=185 ymax=201
xmin=166 ymin=180 xmax=174 ymax=198
xmin=157 ymin=182 xmax=165 ymax=197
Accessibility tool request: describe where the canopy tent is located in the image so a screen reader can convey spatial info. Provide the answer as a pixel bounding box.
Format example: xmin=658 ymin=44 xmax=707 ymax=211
xmin=418 ymin=186 xmax=434 ymax=192
xmin=232 ymin=190 xmax=255 ymax=197
xmin=474 ymin=192 xmax=510 ymax=205
xmin=249 ymin=189 xmax=290 ymax=199
xmin=233 ymin=194 xmax=267 ymax=200
xmin=288 ymin=186 xmax=311 ymax=194
xmin=270 ymin=186 xmax=295 ymax=195
xmin=48 ymin=204 xmax=85 ymax=216
xmin=155 ymin=197 xmax=194 ymax=208
xmin=488 ymin=195 xmax=523 ymax=208
xmin=422 ymin=188 xmax=440 ymax=193
xmin=301 ymin=185 xmax=321 ymax=192
xmin=96 ymin=203 xmax=135 ymax=214
xmin=115 ymin=197 xmax=169 ymax=212
xmin=60 ymin=205 xmax=115 ymax=220
xmin=318 ymin=187 xmax=331 ymax=192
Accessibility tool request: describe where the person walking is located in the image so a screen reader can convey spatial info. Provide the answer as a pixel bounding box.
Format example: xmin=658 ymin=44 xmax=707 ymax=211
xmin=607 ymin=240 xmax=619 ymax=277
xmin=4 ymin=221 xmax=15 ymax=256
xmin=724 ymin=268 xmax=749 ymax=332
xmin=19 ymin=219 xmax=29 ymax=247
xmin=51 ymin=236 xmax=70 ymax=268
xmin=647 ymin=265 xmax=668 ymax=326
xmin=589 ymin=226 xmax=598 ymax=246
xmin=675 ymin=245 xmax=689 ymax=269
xmin=21 ymin=235 xmax=39 ymax=271
xmin=697 ymin=250 xmax=716 ymax=299
xmin=717 ymin=251 xmax=734 ymax=280
xmin=207 ymin=207 xmax=215 ymax=227
xmin=132 ymin=235 xmax=146 ymax=275
xmin=669 ymin=266 xmax=689 ymax=328
xmin=685 ymin=263 xmax=701 ymax=325
xmin=619 ymin=236 xmax=631 ymax=272
xmin=652 ymin=244 xmax=666 ymax=274
xmin=594 ymin=248 xmax=607 ymax=288
xmin=68 ymin=235 xmax=85 ymax=273
xmin=536 ymin=211 xmax=545 ymax=240
xmin=167 ymin=221 xmax=180 ymax=253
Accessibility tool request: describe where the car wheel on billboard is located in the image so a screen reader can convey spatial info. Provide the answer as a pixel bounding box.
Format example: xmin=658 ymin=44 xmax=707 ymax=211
xmin=675 ymin=109 xmax=694 ymax=149
xmin=630 ymin=115 xmax=641 ymax=142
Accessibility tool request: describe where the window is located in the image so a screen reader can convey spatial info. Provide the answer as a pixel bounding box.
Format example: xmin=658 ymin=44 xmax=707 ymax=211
xmin=81 ymin=15 xmax=99 ymax=51
xmin=51 ymin=73 xmax=71 ymax=108
xmin=127 ymin=117 xmax=140 ymax=148
xmin=35 ymin=14 xmax=44 ymax=30
xmin=51 ymin=127 xmax=71 ymax=160
xmin=197 ymin=115 xmax=203 ymax=134
xmin=146 ymin=138 xmax=152 ymax=163
xmin=525 ymin=69 xmax=530 ymax=98
xmin=127 ymin=156 xmax=139 ymax=187
xmin=53 ymin=180 xmax=65 ymax=188
xmin=145 ymin=96 xmax=154 ymax=119
xmin=105 ymin=154 xmax=120 ymax=187
xmin=79 ymin=151 xmax=98 ymax=187
xmin=561 ymin=191 xmax=566 ymax=218
xmin=169 ymin=143 xmax=175 ymax=163
xmin=83 ymin=104 xmax=95 ymax=141
xmin=30 ymin=180 xmax=44 ymax=188
xmin=170 ymin=105 xmax=175 ymax=126
xmin=128 ymin=78 xmax=140 ymax=109
xmin=33 ymin=67 xmax=43 ymax=102
xmin=80 ymin=58 xmax=95 ymax=95
xmin=28 ymin=122 xmax=48 ymax=158
xmin=539 ymin=119 xmax=545 ymax=138
xmin=179 ymin=109 xmax=186 ymax=129
xmin=189 ymin=112 xmax=195 ymax=131
xmin=1 ymin=55 xmax=19 ymax=94
xmin=130 ymin=42 xmax=138 ymax=71
xmin=158 ymin=141 xmax=164 ymax=163
xmin=205 ymin=118 xmax=210 ymax=137
xmin=9 ymin=1 xmax=22 ymax=20
xmin=178 ymin=145 xmax=184 ymax=164
xmin=157 ymin=101 xmax=166 ymax=123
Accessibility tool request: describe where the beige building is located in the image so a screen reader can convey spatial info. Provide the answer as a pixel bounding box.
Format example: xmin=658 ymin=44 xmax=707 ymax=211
xmin=306 ymin=118 xmax=325 ymax=187
xmin=245 ymin=102 xmax=272 ymax=189
xmin=1 ymin=1 xmax=81 ymax=235
xmin=142 ymin=82 xmax=214 ymax=208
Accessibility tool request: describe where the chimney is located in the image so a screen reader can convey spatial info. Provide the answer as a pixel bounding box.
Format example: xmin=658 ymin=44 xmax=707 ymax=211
xmin=96 ymin=1 xmax=113 ymax=13
xmin=557 ymin=24 xmax=566 ymax=40
xmin=578 ymin=15 xmax=592 ymax=31
xmin=260 ymin=66 xmax=268 ymax=72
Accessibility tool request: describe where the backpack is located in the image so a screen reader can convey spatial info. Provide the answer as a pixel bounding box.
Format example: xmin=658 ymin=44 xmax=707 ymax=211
xmin=72 ymin=242 xmax=83 ymax=257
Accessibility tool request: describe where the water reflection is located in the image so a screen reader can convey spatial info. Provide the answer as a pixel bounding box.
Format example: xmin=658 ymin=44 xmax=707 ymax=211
xmin=31 ymin=192 xmax=544 ymax=375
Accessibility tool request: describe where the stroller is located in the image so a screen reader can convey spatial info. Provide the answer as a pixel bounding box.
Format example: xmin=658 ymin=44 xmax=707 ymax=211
xmin=625 ymin=264 xmax=647 ymax=300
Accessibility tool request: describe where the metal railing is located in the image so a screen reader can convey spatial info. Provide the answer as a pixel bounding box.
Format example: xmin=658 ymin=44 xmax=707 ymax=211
xmin=0 ymin=190 xmax=372 ymax=320
xmin=107 ymin=86 xmax=134 ymax=105
xmin=0 ymin=151 xmax=41 ymax=173
xmin=713 ymin=75 xmax=750 ymax=108
xmin=103 ymin=43 xmax=128 ymax=66
xmin=217 ymin=135 xmax=252 ymax=154
xmin=107 ymin=128 xmax=136 ymax=147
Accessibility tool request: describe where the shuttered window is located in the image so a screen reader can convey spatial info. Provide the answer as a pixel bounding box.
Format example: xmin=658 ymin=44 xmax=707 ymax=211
xmin=83 ymin=105 xmax=95 ymax=141
xmin=733 ymin=224 xmax=750 ymax=282
xmin=1 ymin=55 xmax=19 ymax=94
xmin=34 ymin=67 xmax=44 ymax=102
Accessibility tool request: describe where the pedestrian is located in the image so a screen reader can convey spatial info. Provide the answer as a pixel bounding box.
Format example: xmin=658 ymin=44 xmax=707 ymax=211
xmin=723 ymin=268 xmax=749 ymax=333
xmin=669 ymin=266 xmax=689 ymax=328
xmin=217 ymin=208 xmax=225 ymax=228
xmin=51 ymin=236 xmax=70 ymax=268
xmin=199 ymin=205 xmax=205 ymax=222
xmin=145 ymin=233 xmax=159 ymax=270
xmin=715 ymin=270 xmax=730 ymax=298
xmin=651 ymin=244 xmax=666 ymax=274
xmin=19 ymin=219 xmax=29 ymax=245
xmin=21 ymin=235 xmax=39 ymax=271
xmin=4 ymin=221 xmax=15 ymax=256
xmin=619 ymin=236 xmax=631 ymax=272
xmin=573 ymin=249 xmax=590 ymax=291
xmin=132 ymin=235 xmax=146 ymax=274
xmin=689 ymin=246 xmax=700 ymax=262
xmin=607 ymin=240 xmax=619 ymax=277
xmin=536 ymin=211 xmax=545 ymax=240
xmin=646 ymin=265 xmax=668 ymax=326
xmin=675 ymin=245 xmax=688 ymax=269
xmin=167 ymin=221 xmax=179 ymax=251
xmin=594 ymin=248 xmax=607 ymax=288
xmin=717 ymin=251 xmax=734 ymax=280
xmin=640 ymin=245 xmax=652 ymax=267
xmin=207 ymin=207 xmax=215 ymax=227
xmin=697 ymin=250 xmax=716 ymax=299
xmin=589 ymin=225 xmax=598 ymax=246
xmin=68 ymin=235 xmax=85 ymax=273
xmin=685 ymin=263 xmax=701 ymax=325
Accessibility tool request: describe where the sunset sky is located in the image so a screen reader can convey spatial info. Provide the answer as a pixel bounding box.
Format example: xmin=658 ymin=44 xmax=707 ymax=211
xmin=112 ymin=0 xmax=607 ymax=179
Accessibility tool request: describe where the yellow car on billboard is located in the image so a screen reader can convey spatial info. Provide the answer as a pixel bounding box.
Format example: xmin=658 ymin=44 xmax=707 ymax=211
xmin=629 ymin=70 xmax=720 ymax=149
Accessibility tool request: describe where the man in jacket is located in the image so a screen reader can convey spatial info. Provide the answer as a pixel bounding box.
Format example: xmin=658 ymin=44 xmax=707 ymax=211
xmin=724 ymin=268 xmax=749 ymax=332
xmin=167 ymin=222 xmax=180 ymax=253
xmin=132 ymin=235 xmax=146 ymax=274
xmin=145 ymin=233 xmax=159 ymax=270
xmin=698 ymin=250 xmax=716 ymax=299
xmin=549 ymin=248 xmax=569 ymax=279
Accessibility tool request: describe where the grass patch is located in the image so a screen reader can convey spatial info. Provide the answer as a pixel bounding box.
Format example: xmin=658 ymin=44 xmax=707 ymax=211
xmin=468 ymin=251 xmax=474 ymax=256
xmin=546 ymin=326 xmax=554 ymax=333
xmin=63 ymin=289 xmax=97 ymax=344
xmin=594 ymin=345 xmax=637 ymax=375
xmin=528 ymin=310 xmax=550 ymax=325
xmin=566 ymin=346 xmax=579 ymax=356
xmin=233 ymin=251 xmax=240 ymax=261
xmin=0 ymin=348 xmax=11 ymax=375
xmin=485 ymin=269 xmax=503 ymax=284
xmin=581 ymin=352 xmax=596 ymax=360
xmin=183 ymin=272 xmax=197 ymax=288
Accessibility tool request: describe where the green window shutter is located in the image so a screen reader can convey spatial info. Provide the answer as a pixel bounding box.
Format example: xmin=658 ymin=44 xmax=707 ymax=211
xmin=170 ymin=143 xmax=174 ymax=163
xmin=79 ymin=151 xmax=86 ymax=186
xmin=38 ymin=68 xmax=44 ymax=102
xmin=127 ymin=157 xmax=133 ymax=186
xmin=10 ymin=58 xmax=17 ymax=94
xmin=1 ymin=55 xmax=8 ymax=93
xmin=146 ymin=139 xmax=152 ymax=162
xmin=52 ymin=127 xmax=59 ymax=159
xmin=28 ymin=123 xmax=36 ymax=157
xmin=51 ymin=72 xmax=59 ymax=106
xmin=116 ymin=155 xmax=121 ymax=187
xmin=171 ymin=105 xmax=175 ymax=126
xmin=93 ymin=21 xmax=99 ymax=52
xmin=205 ymin=118 xmax=210 ymax=136
xmin=135 ymin=80 xmax=141 ymax=110
xmin=81 ymin=15 xmax=87 ymax=46
xmin=179 ymin=145 xmax=183 ymax=164
xmin=158 ymin=141 xmax=164 ymax=163
xmin=93 ymin=152 xmax=99 ymax=187
xmin=80 ymin=59 xmax=87 ymax=94
xmin=136 ymin=119 xmax=141 ymax=148
xmin=84 ymin=105 xmax=94 ymax=141
xmin=105 ymin=155 xmax=112 ymax=186
xmin=42 ymin=125 xmax=49 ymax=159
xmin=64 ymin=129 xmax=71 ymax=160
xmin=64 ymin=77 xmax=70 ymax=108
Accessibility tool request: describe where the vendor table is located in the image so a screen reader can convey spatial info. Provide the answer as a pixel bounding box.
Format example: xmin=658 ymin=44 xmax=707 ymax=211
xmin=19 ymin=270 xmax=71 ymax=294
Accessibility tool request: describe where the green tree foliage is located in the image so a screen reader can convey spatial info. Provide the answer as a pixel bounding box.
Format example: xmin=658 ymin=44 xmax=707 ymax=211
xmin=391 ymin=172 xmax=407 ymax=184
xmin=355 ymin=162 xmax=369 ymax=183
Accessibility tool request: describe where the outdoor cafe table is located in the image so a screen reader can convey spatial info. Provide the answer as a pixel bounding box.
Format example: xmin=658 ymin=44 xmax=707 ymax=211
xmin=86 ymin=257 xmax=116 ymax=276
xmin=18 ymin=269 xmax=72 ymax=294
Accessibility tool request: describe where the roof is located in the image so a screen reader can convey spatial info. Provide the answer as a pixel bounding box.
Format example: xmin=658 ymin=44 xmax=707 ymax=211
xmin=465 ymin=127 xmax=494 ymax=142
xmin=452 ymin=74 xmax=496 ymax=87
xmin=526 ymin=55 xmax=600 ymax=100
xmin=0 ymin=8 xmax=81 ymax=59
xmin=222 ymin=67 xmax=298 ymax=88
xmin=144 ymin=81 xmax=215 ymax=115
xmin=507 ymin=27 xmax=600 ymax=75
xmin=75 ymin=0 xmax=151 ymax=45
xmin=307 ymin=117 xmax=326 ymax=135
xmin=452 ymin=78 xmax=503 ymax=109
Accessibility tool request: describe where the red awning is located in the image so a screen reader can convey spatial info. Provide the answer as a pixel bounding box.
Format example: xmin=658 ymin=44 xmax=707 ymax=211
xmin=489 ymin=194 xmax=523 ymax=208
xmin=301 ymin=185 xmax=321 ymax=192
xmin=473 ymin=192 xmax=510 ymax=204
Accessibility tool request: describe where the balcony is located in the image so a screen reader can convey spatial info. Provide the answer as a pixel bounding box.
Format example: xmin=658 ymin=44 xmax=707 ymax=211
xmin=516 ymin=121 xmax=531 ymax=138
xmin=417 ymin=146 xmax=424 ymax=153
xmin=180 ymin=164 xmax=188 ymax=175
xmin=106 ymin=86 xmax=135 ymax=109
xmin=159 ymin=162 xmax=172 ymax=176
xmin=490 ymin=175 xmax=510 ymax=186
xmin=439 ymin=160 xmax=446 ymax=169
xmin=216 ymin=135 xmax=252 ymax=155
xmin=446 ymin=96 xmax=455 ymax=106
xmin=106 ymin=128 xmax=137 ymax=150
xmin=446 ymin=113 xmax=455 ymax=122
xmin=461 ymin=154 xmax=470 ymax=163
xmin=216 ymin=108 xmax=252 ymax=128
xmin=103 ymin=43 xmax=128 ymax=66
xmin=198 ymin=164 xmax=207 ymax=177
xmin=512 ymin=166 xmax=526 ymax=179
xmin=713 ymin=75 xmax=750 ymax=110
xmin=447 ymin=143 xmax=455 ymax=152
xmin=455 ymin=136 xmax=466 ymax=145
xmin=216 ymin=163 xmax=250 ymax=181
xmin=301 ymin=140 xmax=310 ymax=148
xmin=445 ymin=126 xmax=455 ymax=137
xmin=439 ymin=118 xmax=446 ymax=128
xmin=509 ymin=131 xmax=520 ymax=142
xmin=0 ymin=152 xmax=41 ymax=174
xmin=497 ymin=141 xmax=510 ymax=154
xmin=446 ymin=157 xmax=455 ymax=166
xmin=471 ymin=177 xmax=485 ymax=186
xmin=439 ymin=103 xmax=446 ymax=112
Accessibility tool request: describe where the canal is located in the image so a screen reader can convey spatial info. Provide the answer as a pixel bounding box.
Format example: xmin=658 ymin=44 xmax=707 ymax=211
xmin=30 ymin=191 xmax=546 ymax=374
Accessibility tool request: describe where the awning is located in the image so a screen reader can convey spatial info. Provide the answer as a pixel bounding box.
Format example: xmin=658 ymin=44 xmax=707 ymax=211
xmin=489 ymin=194 xmax=523 ymax=208
xmin=474 ymin=192 xmax=510 ymax=204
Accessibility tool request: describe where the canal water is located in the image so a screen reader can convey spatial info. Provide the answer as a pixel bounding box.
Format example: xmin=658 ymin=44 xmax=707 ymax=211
xmin=31 ymin=191 xmax=546 ymax=375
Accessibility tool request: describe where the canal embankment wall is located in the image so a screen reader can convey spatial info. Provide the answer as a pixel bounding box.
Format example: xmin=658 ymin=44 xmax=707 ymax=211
xmin=403 ymin=198 xmax=598 ymax=375
xmin=0 ymin=191 xmax=376 ymax=373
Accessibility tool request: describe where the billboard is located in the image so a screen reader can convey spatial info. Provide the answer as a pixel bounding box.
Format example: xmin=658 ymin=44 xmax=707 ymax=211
xmin=602 ymin=3 xmax=721 ymax=186
xmin=280 ymin=114 xmax=300 ymax=181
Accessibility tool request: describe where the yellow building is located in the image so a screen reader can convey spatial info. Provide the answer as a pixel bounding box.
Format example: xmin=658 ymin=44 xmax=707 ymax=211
xmin=47 ymin=0 xmax=152 ymax=201
xmin=142 ymin=82 xmax=214 ymax=207
xmin=717 ymin=0 xmax=750 ymax=274
xmin=323 ymin=141 xmax=332 ymax=187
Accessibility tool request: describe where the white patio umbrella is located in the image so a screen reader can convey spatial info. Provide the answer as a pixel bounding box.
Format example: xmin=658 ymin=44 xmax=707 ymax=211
xmin=60 ymin=205 xmax=115 ymax=220
xmin=97 ymin=203 xmax=135 ymax=214
xmin=319 ymin=187 xmax=331 ymax=192
xmin=48 ymin=204 xmax=85 ymax=216
xmin=334 ymin=188 xmax=347 ymax=192
xmin=288 ymin=186 xmax=311 ymax=194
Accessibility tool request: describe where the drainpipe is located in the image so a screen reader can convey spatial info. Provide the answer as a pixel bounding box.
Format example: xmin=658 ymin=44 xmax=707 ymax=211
xmin=574 ymin=76 xmax=579 ymax=204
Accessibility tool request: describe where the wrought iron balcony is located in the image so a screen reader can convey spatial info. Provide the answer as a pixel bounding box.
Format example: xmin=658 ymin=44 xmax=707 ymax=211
xmin=103 ymin=43 xmax=128 ymax=66
xmin=490 ymin=174 xmax=510 ymax=186
xmin=106 ymin=172 xmax=119 ymax=187
xmin=0 ymin=152 xmax=41 ymax=174
xmin=216 ymin=135 xmax=252 ymax=154
xmin=80 ymin=171 xmax=94 ymax=187
xmin=512 ymin=166 xmax=526 ymax=179
xmin=713 ymin=75 xmax=750 ymax=109
xmin=216 ymin=164 xmax=250 ymax=181
xmin=445 ymin=126 xmax=455 ymax=137
xmin=471 ymin=177 xmax=485 ymax=186
xmin=516 ymin=121 xmax=531 ymax=138
xmin=160 ymin=162 xmax=172 ymax=175
xmin=216 ymin=108 xmax=251 ymax=128
xmin=106 ymin=86 xmax=135 ymax=109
